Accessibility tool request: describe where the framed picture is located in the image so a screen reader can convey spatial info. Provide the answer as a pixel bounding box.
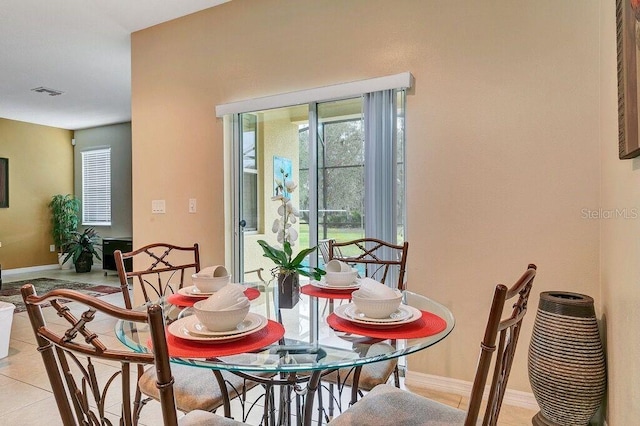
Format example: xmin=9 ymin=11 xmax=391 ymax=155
xmin=616 ymin=0 xmax=640 ymax=159
xmin=273 ymin=156 xmax=292 ymax=198
xmin=0 ymin=157 xmax=8 ymax=208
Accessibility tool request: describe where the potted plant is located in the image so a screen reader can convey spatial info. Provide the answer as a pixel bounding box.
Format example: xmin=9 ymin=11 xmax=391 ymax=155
xmin=63 ymin=228 xmax=102 ymax=273
xmin=257 ymin=170 xmax=324 ymax=308
xmin=48 ymin=194 xmax=80 ymax=269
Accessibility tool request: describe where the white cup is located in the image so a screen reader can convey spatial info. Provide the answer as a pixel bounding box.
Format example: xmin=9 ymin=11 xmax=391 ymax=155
xmin=325 ymin=259 xmax=351 ymax=273
xmin=198 ymin=265 xmax=229 ymax=277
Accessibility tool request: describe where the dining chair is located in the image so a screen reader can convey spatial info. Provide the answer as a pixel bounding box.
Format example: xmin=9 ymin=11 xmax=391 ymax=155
xmin=329 ymin=238 xmax=409 ymax=291
xmin=320 ymin=238 xmax=409 ymax=416
xmin=245 ymin=267 xmax=267 ymax=284
xmin=318 ymin=239 xmax=337 ymax=266
xmin=114 ymin=242 xmax=201 ymax=310
xmin=19 ymin=283 xmax=246 ymax=426
xmin=327 ymin=264 xmax=538 ymax=426
xmin=114 ymin=242 xmax=259 ymax=421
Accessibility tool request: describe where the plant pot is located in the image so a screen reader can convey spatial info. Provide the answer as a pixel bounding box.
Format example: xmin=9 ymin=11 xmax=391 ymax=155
xmin=58 ymin=253 xmax=73 ymax=270
xmin=277 ymin=271 xmax=299 ymax=309
xmin=74 ymin=252 xmax=94 ymax=273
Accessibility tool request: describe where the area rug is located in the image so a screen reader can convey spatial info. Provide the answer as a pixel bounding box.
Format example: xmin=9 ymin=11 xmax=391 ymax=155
xmin=0 ymin=278 xmax=122 ymax=313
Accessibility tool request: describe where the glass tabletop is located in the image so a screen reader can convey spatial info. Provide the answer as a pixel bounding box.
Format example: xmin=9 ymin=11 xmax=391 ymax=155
xmin=115 ymin=284 xmax=455 ymax=374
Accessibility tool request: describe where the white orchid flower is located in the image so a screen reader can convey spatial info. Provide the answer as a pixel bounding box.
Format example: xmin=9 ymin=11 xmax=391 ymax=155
xmin=266 ymin=173 xmax=307 ymax=261
xmin=284 ymin=201 xmax=300 ymax=218
xmin=284 ymin=180 xmax=297 ymax=193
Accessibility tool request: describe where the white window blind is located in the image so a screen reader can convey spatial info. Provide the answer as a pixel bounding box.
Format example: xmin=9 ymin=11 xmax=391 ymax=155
xmin=82 ymin=148 xmax=111 ymax=225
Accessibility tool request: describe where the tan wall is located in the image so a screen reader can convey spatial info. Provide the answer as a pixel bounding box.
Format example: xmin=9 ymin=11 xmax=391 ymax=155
xmin=131 ymin=0 xmax=605 ymax=405
xmin=600 ymin=1 xmax=639 ymax=424
xmin=0 ymin=118 xmax=73 ymax=269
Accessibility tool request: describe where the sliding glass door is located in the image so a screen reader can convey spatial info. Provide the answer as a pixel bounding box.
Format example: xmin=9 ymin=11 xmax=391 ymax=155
xmin=232 ymin=92 xmax=405 ymax=283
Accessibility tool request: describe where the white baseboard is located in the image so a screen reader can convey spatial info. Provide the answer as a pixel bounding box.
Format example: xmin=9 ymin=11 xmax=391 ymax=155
xmin=404 ymin=371 xmax=539 ymax=411
xmin=1 ymin=264 xmax=60 ymax=276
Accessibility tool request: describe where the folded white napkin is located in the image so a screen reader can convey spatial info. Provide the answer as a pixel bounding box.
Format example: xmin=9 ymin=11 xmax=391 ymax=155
xmin=200 ymin=283 xmax=248 ymax=310
xmin=196 ymin=265 xmax=228 ymax=278
xmin=357 ymin=277 xmax=398 ymax=299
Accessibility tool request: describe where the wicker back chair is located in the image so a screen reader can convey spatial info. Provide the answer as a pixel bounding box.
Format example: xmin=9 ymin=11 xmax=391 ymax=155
xmin=114 ymin=242 xmax=200 ymax=309
xmin=328 ymin=264 xmax=538 ymax=426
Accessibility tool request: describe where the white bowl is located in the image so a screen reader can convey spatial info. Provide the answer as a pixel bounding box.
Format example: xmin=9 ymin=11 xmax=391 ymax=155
xmin=325 ymin=269 xmax=358 ymax=286
xmin=191 ymin=274 xmax=231 ymax=293
xmin=193 ymin=300 xmax=250 ymax=332
xmin=351 ymin=289 xmax=402 ymax=319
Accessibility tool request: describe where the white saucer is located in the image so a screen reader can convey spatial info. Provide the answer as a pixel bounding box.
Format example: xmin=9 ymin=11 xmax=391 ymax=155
xmin=168 ymin=313 xmax=267 ymax=343
xmin=334 ymin=303 xmax=421 ymax=328
xmin=177 ymin=285 xmax=215 ymax=298
xmin=311 ymin=280 xmax=360 ymax=291
xmin=186 ymin=313 xmax=265 ymax=337
xmin=344 ymin=304 xmax=413 ymax=323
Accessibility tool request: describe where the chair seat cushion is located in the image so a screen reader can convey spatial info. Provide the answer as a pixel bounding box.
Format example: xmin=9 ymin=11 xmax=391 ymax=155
xmin=323 ymin=360 xmax=397 ymax=391
xmin=139 ymin=364 xmax=255 ymax=412
xmin=323 ymin=343 xmax=397 ymax=391
xmin=327 ymin=384 xmax=466 ymax=426
xmin=179 ymin=409 xmax=248 ymax=425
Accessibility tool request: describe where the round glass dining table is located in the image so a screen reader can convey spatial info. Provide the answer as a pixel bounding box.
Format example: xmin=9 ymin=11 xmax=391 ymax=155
xmin=115 ymin=283 xmax=455 ymax=425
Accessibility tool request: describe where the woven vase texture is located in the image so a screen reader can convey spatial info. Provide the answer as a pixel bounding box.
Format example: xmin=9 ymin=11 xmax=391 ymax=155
xmin=528 ymin=292 xmax=606 ymax=426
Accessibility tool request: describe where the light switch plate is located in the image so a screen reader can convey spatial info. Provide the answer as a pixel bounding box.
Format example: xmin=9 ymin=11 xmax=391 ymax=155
xmin=189 ymin=198 xmax=196 ymax=213
xmin=152 ymin=199 xmax=166 ymax=214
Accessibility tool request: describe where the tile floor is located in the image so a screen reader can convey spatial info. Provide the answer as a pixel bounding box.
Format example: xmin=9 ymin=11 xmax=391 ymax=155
xmin=0 ymin=268 xmax=536 ymax=425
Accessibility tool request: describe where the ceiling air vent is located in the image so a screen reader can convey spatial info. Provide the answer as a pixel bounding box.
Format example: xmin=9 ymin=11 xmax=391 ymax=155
xmin=31 ymin=86 xmax=64 ymax=96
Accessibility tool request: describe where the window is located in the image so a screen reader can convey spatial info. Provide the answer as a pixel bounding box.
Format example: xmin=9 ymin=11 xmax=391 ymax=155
xmin=81 ymin=148 xmax=111 ymax=226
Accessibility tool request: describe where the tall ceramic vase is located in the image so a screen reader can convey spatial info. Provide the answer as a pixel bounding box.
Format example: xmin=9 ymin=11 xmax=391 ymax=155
xmin=277 ymin=270 xmax=299 ymax=309
xmin=527 ymin=292 xmax=606 ymax=425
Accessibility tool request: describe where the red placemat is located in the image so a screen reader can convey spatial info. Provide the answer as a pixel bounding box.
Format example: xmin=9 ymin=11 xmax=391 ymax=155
xmin=166 ymin=287 xmax=260 ymax=307
xmin=327 ymin=310 xmax=447 ymax=339
xmin=148 ymin=320 xmax=285 ymax=358
xmin=300 ymin=284 xmax=355 ymax=300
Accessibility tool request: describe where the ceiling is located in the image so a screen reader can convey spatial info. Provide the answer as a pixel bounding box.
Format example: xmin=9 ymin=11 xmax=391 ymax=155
xmin=0 ymin=0 xmax=229 ymax=131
